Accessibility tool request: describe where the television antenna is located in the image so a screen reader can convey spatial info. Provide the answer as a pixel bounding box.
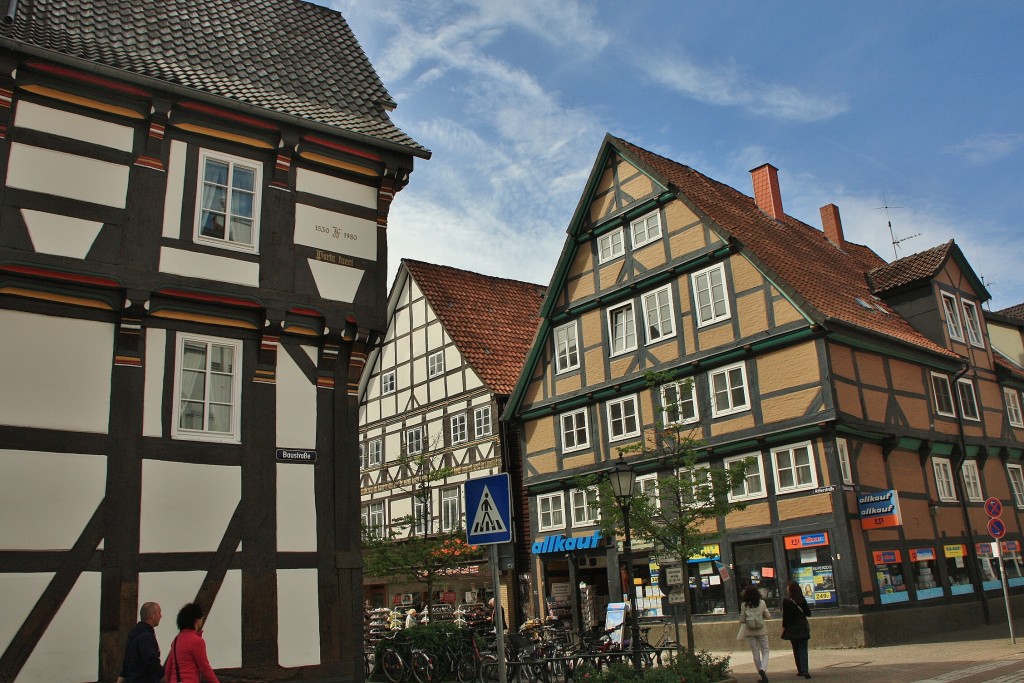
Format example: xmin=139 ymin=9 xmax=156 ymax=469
xmin=873 ymin=191 xmax=919 ymax=259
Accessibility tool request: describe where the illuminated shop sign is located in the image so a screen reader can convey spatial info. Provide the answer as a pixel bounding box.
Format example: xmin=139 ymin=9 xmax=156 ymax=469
xmin=531 ymin=531 xmax=603 ymax=554
xmin=858 ymin=489 xmax=902 ymax=529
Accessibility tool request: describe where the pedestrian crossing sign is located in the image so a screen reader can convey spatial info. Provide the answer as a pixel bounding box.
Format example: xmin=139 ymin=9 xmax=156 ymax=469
xmin=464 ymin=473 xmax=513 ymax=545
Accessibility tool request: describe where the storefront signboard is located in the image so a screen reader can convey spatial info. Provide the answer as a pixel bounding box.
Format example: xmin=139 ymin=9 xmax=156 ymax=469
xmin=858 ymin=490 xmax=902 ymax=529
xmin=531 ymin=531 xmax=603 ymax=554
xmin=784 ymin=532 xmax=829 ymax=549
xmin=909 ymin=548 xmax=936 ymax=562
xmin=944 ymin=544 xmax=966 ymax=558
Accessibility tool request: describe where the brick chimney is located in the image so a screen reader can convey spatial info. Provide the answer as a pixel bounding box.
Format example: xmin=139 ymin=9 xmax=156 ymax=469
xmin=750 ymin=164 xmax=784 ymax=220
xmin=819 ymin=203 xmax=845 ymax=246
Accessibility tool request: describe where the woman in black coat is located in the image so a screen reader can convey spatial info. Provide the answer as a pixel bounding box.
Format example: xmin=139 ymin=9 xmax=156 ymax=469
xmin=781 ymin=581 xmax=812 ymax=678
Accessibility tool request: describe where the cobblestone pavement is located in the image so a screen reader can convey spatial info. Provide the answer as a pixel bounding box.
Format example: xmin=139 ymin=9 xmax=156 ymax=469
xmin=708 ymin=619 xmax=1024 ymax=683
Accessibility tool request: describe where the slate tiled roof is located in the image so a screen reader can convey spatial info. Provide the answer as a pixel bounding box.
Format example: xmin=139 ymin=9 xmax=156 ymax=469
xmin=996 ymin=303 xmax=1024 ymax=320
xmin=611 ymin=136 xmax=956 ymax=358
xmin=0 ymin=0 xmax=428 ymax=157
xmin=404 ymin=260 xmax=547 ymax=395
xmin=868 ymin=241 xmax=954 ymax=294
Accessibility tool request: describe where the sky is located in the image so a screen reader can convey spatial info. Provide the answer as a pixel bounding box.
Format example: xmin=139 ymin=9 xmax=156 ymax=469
xmin=321 ymin=1 xmax=1024 ymax=312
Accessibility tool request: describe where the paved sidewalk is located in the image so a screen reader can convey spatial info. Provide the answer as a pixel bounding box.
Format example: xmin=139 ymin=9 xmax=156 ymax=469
xmin=709 ymin=619 xmax=1024 ymax=683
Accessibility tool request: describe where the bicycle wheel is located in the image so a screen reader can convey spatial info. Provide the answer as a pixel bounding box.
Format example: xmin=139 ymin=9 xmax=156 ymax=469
xmin=381 ymin=647 xmax=406 ymax=683
xmin=411 ymin=650 xmax=433 ymax=683
xmin=480 ymin=654 xmax=500 ymax=683
xmin=456 ymin=653 xmax=479 ymax=683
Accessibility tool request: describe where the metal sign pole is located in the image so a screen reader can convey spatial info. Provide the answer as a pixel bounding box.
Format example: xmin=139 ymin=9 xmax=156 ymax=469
xmin=490 ymin=544 xmax=508 ymax=683
xmin=993 ymin=542 xmax=1016 ymax=644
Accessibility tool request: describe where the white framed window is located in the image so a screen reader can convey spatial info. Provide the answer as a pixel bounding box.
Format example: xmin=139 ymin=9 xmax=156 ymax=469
xmin=367 ymin=439 xmax=383 ymax=467
xmin=172 ymin=334 xmax=242 ymax=443
xmin=933 ymin=457 xmax=956 ymax=502
xmin=606 ymin=395 xmax=640 ymax=441
xmin=195 ymin=149 xmax=260 ymax=252
xmin=405 ymin=426 xmax=424 ymax=455
xmin=708 ymin=362 xmax=749 ymax=417
xmin=635 ymin=473 xmax=660 ymax=509
xmin=642 ymin=285 xmax=676 ymax=344
xmin=941 ymin=292 xmax=964 ymax=342
xmin=450 ymin=413 xmax=468 ymax=444
xmin=441 ymin=487 xmax=461 ymax=531
xmin=677 ymin=466 xmax=712 ymax=508
xmin=836 ymin=438 xmax=853 ymax=485
xmin=359 ymin=443 xmax=367 ymax=470
xmin=381 ymin=370 xmax=396 ymax=395
xmin=692 ymin=263 xmax=730 ymax=326
xmin=630 ymin=210 xmax=662 ymax=248
xmin=598 ymin=228 xmax=625 ymax=263
xmin=930 ymin=373 xmax=956 ymax=417
xmin=413 ymin=496 xmax=430 ymax=535
xmin=428 ymin=351 xmax=445 ymax=378
xmin=771 ymin=442 xmax=818 ymax=493
xmin=571 ymin=487 xmax=601 ymax=525
xmin=538 ymin=492 xmax=565 ymax=531
xmin=661 ymin=380 xmax=699 ymax=425
xmin=1007 ymin=465 xmax=1024 ymax=509
xmin=554 ymin=321 xmax=580 ymax=373
xmin=961 ymin=461 xmax=983 ymax=502
xmin=560 ymin=408 xmax=590 ymax=452
xmin=474 ymin=406 xmax=493 ymax=438
xmin=957 ymin=379 xmax=981 ymax=421
xmin=1005 ymin=388 xmax=1024 ymax=428
xmin=961 ymin=301 xmax=984 ymax=347
xmin=607 ymin=302 xmax=637 ymax=355
xmin=726 ymin=453 xmax=765 ymax=502
xmin=362 ymin=501 xmax=386 ymax=539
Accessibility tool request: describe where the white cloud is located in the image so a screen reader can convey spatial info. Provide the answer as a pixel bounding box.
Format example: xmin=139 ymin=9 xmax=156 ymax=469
xmin=947 ymin=133 xmax=1024 ymax=165
xmin=641 ymin=54 xmax=847 ymax=123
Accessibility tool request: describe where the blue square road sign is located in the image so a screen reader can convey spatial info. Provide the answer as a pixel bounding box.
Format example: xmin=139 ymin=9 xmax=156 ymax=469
xmin=464 ymin=473 xmax=513 ymax=545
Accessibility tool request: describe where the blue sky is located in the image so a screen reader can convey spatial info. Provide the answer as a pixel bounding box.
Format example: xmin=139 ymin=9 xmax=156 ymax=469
xmin=323 ymin=1 xmax=1023 ymax=312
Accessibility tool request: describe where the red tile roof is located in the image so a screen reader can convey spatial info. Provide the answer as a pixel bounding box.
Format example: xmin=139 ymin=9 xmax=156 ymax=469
xmin=403 ymin=259 xmax=547 ymax=395
xmin=868 ymin=241 xmax=953 ymax=294
xmin=996 ymin=303 xmax=1024 ymax=320
xmin=612 ymin=136 xmax=956 ymax=358
xmin=995 ymin=353 xmax=1024 ymax=381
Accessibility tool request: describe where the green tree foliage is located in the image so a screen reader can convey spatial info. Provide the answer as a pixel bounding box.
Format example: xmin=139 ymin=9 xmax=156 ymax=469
xmin=581 ymin=373 xmax=754 ymax=651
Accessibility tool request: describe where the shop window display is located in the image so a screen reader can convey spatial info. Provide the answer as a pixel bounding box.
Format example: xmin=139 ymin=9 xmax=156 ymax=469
xmin=976 ymin=543 xmax=1002 ymax=591
xmin=944 ymin=544 xmax=974 ymax=596
xmin=1002 ymin=541 xmax=1024 ymax=587
xmin=784 ymin=532 xmax=837 ymax=608
xmin=873 ymin=550 xmax=909 ymax=604
xmin=909 ymin=548 xmax=943 ymax=600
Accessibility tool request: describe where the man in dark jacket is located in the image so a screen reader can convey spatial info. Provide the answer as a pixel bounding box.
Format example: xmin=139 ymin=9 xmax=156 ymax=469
xmin=117 ymin=601 xmax=164 ymax=683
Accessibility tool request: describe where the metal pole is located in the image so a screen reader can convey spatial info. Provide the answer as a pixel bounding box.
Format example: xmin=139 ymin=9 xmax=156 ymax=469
xmin=994 ymin=541 xmax=1017 ymax=644
xmin=490 ymin=544 xmax=508 ymax=683
xmin=621 ymin=505 xmax=643 ymax=673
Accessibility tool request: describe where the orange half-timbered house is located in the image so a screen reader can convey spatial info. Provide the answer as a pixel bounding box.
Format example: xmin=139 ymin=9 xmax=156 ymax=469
xmin=504 ymin=134 xmax=1023 ymax=645
xmin=0 ymin=1 xmax=428 ymax=681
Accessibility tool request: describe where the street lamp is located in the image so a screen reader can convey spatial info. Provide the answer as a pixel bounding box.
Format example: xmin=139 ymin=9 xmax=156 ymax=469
xmin=608 ymin=456 xmax=643 ymax=673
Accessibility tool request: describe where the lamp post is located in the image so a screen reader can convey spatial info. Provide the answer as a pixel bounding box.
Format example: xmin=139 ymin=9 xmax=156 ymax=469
xmin=609 ymin=456 xmax=643 ymax=673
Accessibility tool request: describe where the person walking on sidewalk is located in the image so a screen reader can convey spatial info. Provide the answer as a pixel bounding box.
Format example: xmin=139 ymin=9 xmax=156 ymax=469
xmin=165 ymin=602 xmax=219 ymax=683
xmin=737 ymin=585 xmax=771 ymax=683
xmin=781 ymin=581 xmax=812 ymax=678
xmin=116 ymin=601 xmax=163 ymax=683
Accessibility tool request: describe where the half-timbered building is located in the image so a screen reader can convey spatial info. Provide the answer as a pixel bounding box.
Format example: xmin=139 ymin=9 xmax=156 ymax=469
xmin=358 ymin=260 xmax=545 ymax=626
xmin=504 ymin=134 xmax=1023 ymax=645
xmin=0 ymin=1 xmax=427 ymax=681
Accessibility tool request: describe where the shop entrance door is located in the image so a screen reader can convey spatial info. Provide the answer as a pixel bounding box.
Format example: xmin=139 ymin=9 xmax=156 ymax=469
xmin=733 ymin=540 xmax=780 ymax=610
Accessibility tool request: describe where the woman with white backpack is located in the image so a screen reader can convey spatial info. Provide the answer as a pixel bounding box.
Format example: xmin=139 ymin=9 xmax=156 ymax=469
xmin=737 ymin=584 xmax=772 ymax=683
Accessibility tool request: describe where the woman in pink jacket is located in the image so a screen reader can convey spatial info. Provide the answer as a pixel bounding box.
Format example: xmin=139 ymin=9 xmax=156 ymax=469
xmin=165 ymin=603 xmax=219 ymax=683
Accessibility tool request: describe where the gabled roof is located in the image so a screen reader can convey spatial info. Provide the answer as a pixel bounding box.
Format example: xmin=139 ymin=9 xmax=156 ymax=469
xmin=0 ymin=0 xmax=429 ymax=158
xmin=868 ymin=240 xmax=991 ymax=301
xmin=868 ymin=241 xmax=954 ymax=294
xmin=404 ymin=260 xmax=547 ymax=395
xmin=609 ymin=136 xmax=955 ymax=358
